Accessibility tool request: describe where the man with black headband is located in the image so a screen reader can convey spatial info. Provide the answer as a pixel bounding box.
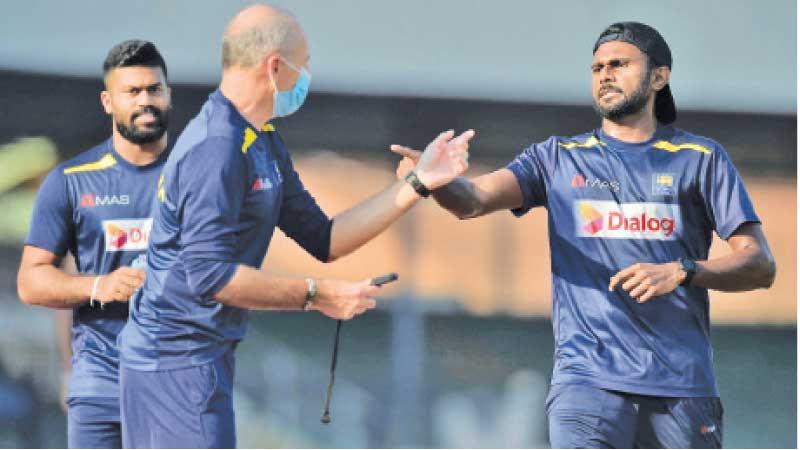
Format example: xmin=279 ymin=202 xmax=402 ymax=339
xmin=392 ymin=21 xmax=775 ymax=448
xmin=17 ymin=40 xmax=171 ymax=448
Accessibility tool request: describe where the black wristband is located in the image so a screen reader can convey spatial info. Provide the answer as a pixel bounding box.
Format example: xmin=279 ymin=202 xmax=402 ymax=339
xmin=404 ymin=170 xmax=431 ymax=198
xmin=677 ymin=257 xmax=697 ymax=287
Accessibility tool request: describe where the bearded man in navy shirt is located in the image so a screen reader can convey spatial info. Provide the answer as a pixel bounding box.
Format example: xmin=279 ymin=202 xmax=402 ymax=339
xmin=392 ymin=22 xmax=776 ymax=449
xmin=18 ymin=40 xmax=172 ymax=448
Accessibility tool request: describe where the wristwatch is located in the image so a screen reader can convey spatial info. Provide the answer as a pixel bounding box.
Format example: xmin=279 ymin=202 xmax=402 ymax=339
xmin=677 ymin=257 xmax=697 ymax=287
xmin=303 ymin=278 xmax=317 ymax=311
xmin=404 ymin=170 xmax=431 ymax=198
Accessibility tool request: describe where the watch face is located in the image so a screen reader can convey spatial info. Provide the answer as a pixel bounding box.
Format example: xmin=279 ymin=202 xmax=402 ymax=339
xmin=679 ymin=258 xmax=696 ymax=286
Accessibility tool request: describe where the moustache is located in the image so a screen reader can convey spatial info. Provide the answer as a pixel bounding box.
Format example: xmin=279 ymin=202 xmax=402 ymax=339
xmin=599 ymin=85 xmax=622 ymax=97
xmin=130 ymin=106 xmax=163 ymax=122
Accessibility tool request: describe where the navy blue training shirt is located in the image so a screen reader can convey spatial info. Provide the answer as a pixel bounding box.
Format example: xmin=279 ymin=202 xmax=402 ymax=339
xmin=120 ymin=89 xmax=332 ymax=371
xmin=506 ymin=126 xmax=759 ymax=397
xmin=25 ymin=139 xmax=167 ymax=398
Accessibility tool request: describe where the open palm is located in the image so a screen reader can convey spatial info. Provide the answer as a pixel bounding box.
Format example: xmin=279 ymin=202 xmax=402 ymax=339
xmin=414 ymin=129 xmax=475 ymax=190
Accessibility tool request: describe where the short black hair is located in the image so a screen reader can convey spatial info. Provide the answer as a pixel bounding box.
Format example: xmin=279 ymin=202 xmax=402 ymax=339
xmin=103 ymin=40 xmax=168 ymax=79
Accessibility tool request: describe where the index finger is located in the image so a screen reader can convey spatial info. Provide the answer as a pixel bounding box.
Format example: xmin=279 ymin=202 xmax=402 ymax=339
xmin=117 ymin=267 xmax=145 ymax=279
xmin=390 ymin=145 xmax=422 ymax=159
xmin=358 ymin=279 xmax=381 ymax=297
xmin=432 ymin=129 xmax=455 ymax=146
xmin=451 ymin=129 xmax=476 ymax=147
xmin=608 ymin=266 xmax=637 ymax=291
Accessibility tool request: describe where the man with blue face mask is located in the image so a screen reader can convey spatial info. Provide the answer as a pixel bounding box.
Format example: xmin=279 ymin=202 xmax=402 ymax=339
xmin=269 ymin=56 xmax=310 ymax=117
xmin=118 ymin=4 xmax=474 ymax=448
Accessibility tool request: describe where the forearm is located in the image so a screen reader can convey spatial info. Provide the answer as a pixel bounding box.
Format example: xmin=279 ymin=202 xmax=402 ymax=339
xmin=214 ymin=265 xmax=308 ymax=310
xmin=431 ymin=177 xmax=484 ymax=219
xmin=17 ymin=265 xmax=94 ymax=308
xmin=693 ymin=247 xmax=776 ymax=292
xmin=328 ymin=179 xmax=421 ymax=261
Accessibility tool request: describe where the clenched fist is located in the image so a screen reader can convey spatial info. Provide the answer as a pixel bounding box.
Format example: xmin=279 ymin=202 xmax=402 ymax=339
xmin=94 ymin=266 xmax=146 ymax=305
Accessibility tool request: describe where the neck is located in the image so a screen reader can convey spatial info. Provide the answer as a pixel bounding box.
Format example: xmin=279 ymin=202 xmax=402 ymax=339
xmin=111 ymin=131 xmax=167 ymax=165
xmin=600 ymin=102 xmax=659 ymax=143
xmin=220 ymin=68 xmax=274 ymax=128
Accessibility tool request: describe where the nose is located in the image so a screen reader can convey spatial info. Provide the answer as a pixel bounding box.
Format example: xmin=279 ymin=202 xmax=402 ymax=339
xmin=136 ymin=90 xmax=156 ymax=108
xmin=600 ymin=65 xmax=615 ymax=83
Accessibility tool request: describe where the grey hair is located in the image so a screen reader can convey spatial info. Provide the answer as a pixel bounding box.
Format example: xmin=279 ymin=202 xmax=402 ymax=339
xmin=222 ymin=7 xmax=301 ymax=69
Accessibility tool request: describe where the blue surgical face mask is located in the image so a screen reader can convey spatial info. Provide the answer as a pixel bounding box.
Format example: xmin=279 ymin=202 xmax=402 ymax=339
xmin=271 ymin=57 xmax=311 ymax=118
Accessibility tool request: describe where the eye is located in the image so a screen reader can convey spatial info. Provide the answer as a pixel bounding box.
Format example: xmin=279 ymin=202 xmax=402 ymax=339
xmin=147 ymin=85 xmax=163 ymax=94
xmin=609 ymin=60 xmax=629 ymax=69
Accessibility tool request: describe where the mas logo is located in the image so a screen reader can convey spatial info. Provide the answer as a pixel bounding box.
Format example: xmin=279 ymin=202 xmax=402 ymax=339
xmin=574 ymin=200 xmax=680 ymax=240
xmin=571 ymin=174 xmax=620 ymax=192
xmin=102 ymin=219 xmax=153 ymax=252
xmin=81 ymin=193 xmax=130 ymax=208
xmin=251 ymin=177 xmax=273 ymax=191
xmin=251 ymin=161 xmax=283 ymax=191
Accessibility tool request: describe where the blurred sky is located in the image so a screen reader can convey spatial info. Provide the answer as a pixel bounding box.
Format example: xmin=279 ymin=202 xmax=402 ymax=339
xmin=0 ymin=0 xmax=796 ymax=114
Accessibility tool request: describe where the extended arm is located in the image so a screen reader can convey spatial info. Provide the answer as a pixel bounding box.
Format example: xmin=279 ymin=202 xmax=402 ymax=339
xmin=390 ymin=144 xmax=524 ymax=219
xmin=327 ymin=129 xmax=475 ymax=260
xmin=213 ymin=265 xmax=379 ymax=320
xmin=206 ymin=131 xmax=473 ymax=318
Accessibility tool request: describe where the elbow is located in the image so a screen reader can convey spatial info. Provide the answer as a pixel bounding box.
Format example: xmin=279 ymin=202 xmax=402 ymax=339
xmin=748 ymin=250 xmax=777 ymax=289
xmin=17 ymin=288 xmax=34 ymax=305
xmin=455 ymin=209 xmax=483 ymax=221
xmin=16 ymin=274 xmax=37 ymax=306
xmin=455 ymin=210 xmax=477 ymax=220
xmin=452 ymin=200 xmax=484 ymax=221
xmin=757 ymin=255 xmax=777 ymax=289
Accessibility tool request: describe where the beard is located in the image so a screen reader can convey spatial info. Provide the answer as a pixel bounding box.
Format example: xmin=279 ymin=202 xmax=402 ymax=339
xmin=592 ymin=69 xmax=652 ymax=121
xmin=116 ymin=105 xmax=170 ymax=144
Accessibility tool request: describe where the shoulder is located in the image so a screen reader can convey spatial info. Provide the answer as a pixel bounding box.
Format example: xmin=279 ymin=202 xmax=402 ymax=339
xmin=520 ymin=131 xmax=599 ymax=157
xmin=37 ymin=142 xmax=109 ymax=206
xmin=171 ymin=106 xmax=247 ymax=168
xmin=59 ymin=140 xmax=116 ymax=177
xmin=262 ymin=123 xmax=292 ymax=163
xmin=552 ymin=131 xmax=602 ymax=150
xmin=651 ymin=126 xmax=723 ymax=156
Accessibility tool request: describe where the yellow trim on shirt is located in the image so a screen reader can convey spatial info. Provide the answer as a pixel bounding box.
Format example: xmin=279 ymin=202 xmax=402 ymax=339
xmin=242 ymin=128 xmax=258 ymax=154
xmin=157 ymin=175 xmax=165 ymax=203
xmin=558 ymin=136 xmax=605 ymax=150
xmin=653 ymin=140 xmax=711 ymax=154
xmin=63 ymin=153 xmax=117 ymax=174
xmin=261 ymin=123 xmax=275 ymax=132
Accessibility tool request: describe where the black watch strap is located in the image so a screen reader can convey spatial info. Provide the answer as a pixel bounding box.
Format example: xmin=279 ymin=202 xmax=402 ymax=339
xmin=404 ymin=170 xmax=431 ymax=198
xmin=678 ymin=257 xmax=697 ymax=286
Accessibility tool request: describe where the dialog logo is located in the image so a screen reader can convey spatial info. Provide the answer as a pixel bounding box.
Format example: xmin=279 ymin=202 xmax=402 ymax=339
xmin=578 ymin=202 xmax=604 ymax=234
xmin=574 ymin=200 xmax=680 ymax=240
xmin=102 ymin=219 xmax=153 ymax=252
